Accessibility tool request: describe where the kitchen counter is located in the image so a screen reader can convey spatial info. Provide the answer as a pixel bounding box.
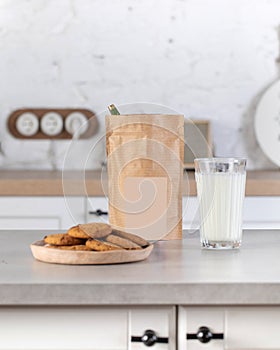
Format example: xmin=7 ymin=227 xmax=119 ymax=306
xmin=0 ymin=169 xmax=280 ymax=196
xmin=1 ymin=229 xmax=280 ymax=306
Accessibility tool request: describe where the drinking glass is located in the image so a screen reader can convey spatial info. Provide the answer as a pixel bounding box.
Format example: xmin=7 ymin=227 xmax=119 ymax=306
xmin=194 ymin=158 xmax=246 ymax=249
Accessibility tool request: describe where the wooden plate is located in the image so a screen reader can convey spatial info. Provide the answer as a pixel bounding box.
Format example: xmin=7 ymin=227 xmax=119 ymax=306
xmin=255 ymin=80 xmax=280 ymax=166
xmin=30 ymin=240 xmax=154 ymax=265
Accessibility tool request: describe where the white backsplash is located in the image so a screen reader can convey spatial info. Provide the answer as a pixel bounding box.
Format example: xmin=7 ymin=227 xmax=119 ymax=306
xmin=0 ymin=0 xmax=280 ymax=170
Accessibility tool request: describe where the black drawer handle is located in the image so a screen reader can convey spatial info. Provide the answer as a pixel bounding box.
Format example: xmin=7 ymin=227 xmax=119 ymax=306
xmin=187 ymin=326 xmax=224 ymax=343
xmin=131 ymin=329 xmax=168 ymax=346
xmin=88 ymin=209 xmax=108 ymax=216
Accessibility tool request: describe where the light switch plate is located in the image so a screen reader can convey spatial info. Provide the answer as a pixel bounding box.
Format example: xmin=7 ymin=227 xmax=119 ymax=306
xmin=15 ymin=112 xmax=39 ymax=136
xmin=40 ymin=112 xmax=64 ymax=136
xmin=65 ymin=112 xmax=89 ymax=136
xmin=8 ymin=108 xmax=98 ymax=139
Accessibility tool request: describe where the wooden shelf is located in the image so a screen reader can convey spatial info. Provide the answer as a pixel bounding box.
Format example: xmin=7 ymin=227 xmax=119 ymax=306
xmin=0 ymin=170 xmax=279 ymax=196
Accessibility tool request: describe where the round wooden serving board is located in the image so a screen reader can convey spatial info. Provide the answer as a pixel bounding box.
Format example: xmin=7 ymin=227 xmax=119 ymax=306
xmin=255 ymin=80 xmax=280 ymax=166
xmin=30 ymin=240 xmax=154 ymax=265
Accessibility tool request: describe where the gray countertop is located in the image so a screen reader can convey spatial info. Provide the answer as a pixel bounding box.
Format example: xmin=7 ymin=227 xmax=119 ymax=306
xmin=1 ymin=230 xmax=280 ymax=306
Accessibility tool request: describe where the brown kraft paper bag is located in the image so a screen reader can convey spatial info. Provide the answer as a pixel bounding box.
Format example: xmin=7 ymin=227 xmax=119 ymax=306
xmin=106 ymin=114 xmax=184 ymax=240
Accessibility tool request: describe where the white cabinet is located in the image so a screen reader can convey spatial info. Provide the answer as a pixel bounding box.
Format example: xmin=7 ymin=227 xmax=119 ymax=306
xmin=178 ymin=307 xmax=224 ymax=350
xmin=87 ymin=196 xmax=199 ymax=230
xmin=2 ymin=195 xmax=280 ymax=231
xmin=182 ymin=197 xmax=199 ymax=230
xmin=86 ymin=196 xmax=200 ymax=230
xmin=131 ymin=307 xmax=176 ymax=349
xmin=178 ymin=306 xmax=280 ymax=350
xmin=0 ymin=197 xmax=85 ymax=230
xmin=0 ymin=306 xmax=175 ymax=350
xmin=3 ymin=305 xmax=279 ymax=350
xmin=183 ymin=196 xmax=280 ymax=230
xmin=2 ymin=304 xmax=280 ymax=350
xmin=86 ymin=196 xmax=280 ymax=230
xmin=242 ymin=196 xmax=280 ymax=229
xmin=225 ymin=307 xmax=280 ymax=349
xmin=86 ymin=196 xmax=109 ymax=223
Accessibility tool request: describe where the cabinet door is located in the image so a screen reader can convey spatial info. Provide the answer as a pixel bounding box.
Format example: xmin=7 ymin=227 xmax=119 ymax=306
xmin=179 ymin=306 xmax=280 ymax=350
xmin=0 ymin=306 xmax=175 ymax=350
xmin=182 ymin=197 xmax=199 ymax=230
xmin=88 ymin=196 xmax=201 ymax=231
xmin=243 ymin=196 xmax=280 ymax=229
xmin=86 ymin=197 xmax=109 ymax=223
xmin=88 ymin=196 xmax=202 ymax=231
xmin=183 ymin=196 xmax=280 ymax=230
xmin=0 ymin=307 xmax=128 ymax=350
xmin=178 ymin=307 xmax=224 ymax=350
xmin=0 ymin=197 xmax=85 ymax=230
xmin=130 ymin=307 xmax=176 ymax=349
xmin=225 ymin=307 xmax=280 ymax=349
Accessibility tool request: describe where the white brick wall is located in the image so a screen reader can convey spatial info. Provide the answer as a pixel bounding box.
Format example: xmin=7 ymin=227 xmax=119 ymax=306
xmin=0 ymin=0 xmax=279 ymax=170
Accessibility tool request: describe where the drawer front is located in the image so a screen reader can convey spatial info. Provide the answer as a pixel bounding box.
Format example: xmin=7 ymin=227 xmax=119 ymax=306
xmin=131 ymin=307 xmax=176 ymax=349
xmin=0 ymin=307 xmax=128 ymax=349
xmin=87 ymin=196 xmax=280 ymax=230
xmin=87 ymin=196 xmax=200 ymax=231
xmin=88 ymin=196 xmax=198 ymax=231
xmin=0 ymin=197 xmax=85 ymax=230
xmin=178 ymin=307 xmax=224 ymax=350
xmin=0 ymin=306 xmax=175 ymax=350
xmin=225 ymin=307 xmax=280 ymax=349
xmin=182 ymin=197 xmax=199 ymax=230
xmin=179 ymin=306 xmax=280 ymax=350
xmin=183 ymin=196 xmax=280 ymax=230
xmin=86 ymin=197 xmax=109 ymax=223
xmin=243 ymin=196 xmax=280 ymax=229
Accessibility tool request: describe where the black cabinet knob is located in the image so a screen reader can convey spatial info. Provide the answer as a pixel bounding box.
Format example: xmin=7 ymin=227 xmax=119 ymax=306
xmin=131 ymin=329 xmax=168 ymax=346
xmin=196 ymin=326 xmax=213 ymax=343
xmin=187 ymin=326 xmax=224 ymax=343
xmin=88 ymin=209 xmax=108 ymax=216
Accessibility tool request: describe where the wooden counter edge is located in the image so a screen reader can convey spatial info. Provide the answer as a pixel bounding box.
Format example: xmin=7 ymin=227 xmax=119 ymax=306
xmin=0 ymin=170 xmax=279 ymax=196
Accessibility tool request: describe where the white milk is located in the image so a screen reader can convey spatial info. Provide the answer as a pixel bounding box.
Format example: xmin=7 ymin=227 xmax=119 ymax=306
xmin=195 ymin=172 xmax=246 ymax=248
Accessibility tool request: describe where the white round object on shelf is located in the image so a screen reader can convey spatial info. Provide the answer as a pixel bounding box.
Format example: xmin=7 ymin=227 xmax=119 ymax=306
xmin=40 ymin=112 xmax=63 ymax=136
xmin=255 ymin=80 xmax=280 ymax=166
xmin=16 ymin=112 xmax=39 ymax=136
xmin=65 ymin=112 xmax=89 ymax=136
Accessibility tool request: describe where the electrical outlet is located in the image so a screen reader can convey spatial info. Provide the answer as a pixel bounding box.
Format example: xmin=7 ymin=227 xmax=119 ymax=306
xmin=65 ymin=112 xmax=89 ymax=136
xmin=8 ymin=108 xmax=98 ymax=139
xmin=40 ymin=112 xmax=63 ymax=136
xmin=15 ymin=112 xmax=39 ymax=136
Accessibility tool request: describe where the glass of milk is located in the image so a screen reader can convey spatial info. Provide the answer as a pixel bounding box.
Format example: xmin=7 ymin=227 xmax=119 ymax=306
xmin=194 ymin=158 xmax=246 ymax=249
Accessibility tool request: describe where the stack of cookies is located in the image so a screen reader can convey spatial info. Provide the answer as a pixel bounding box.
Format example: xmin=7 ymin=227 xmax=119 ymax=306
xmin=44 ymin=223 xmax=149 ymax=252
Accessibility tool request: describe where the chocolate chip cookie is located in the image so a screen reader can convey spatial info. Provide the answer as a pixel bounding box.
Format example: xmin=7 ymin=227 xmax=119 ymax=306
xmin=44 ymin=233 xmax=85 ymax=246
xmin=86 ymin=238 xmax=124 ymax=251
xmin=105 ymin=234 xmax=141 ymax=250
xmin=79 ymin=223 xmax=112 ymax=239
xmin=46 ymin=244 xmax=92 ymax=251
xmin=112 ymin=230 xmax=149 ymax=248
xmin=68 ymin=225 xmax=90 ymax=239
